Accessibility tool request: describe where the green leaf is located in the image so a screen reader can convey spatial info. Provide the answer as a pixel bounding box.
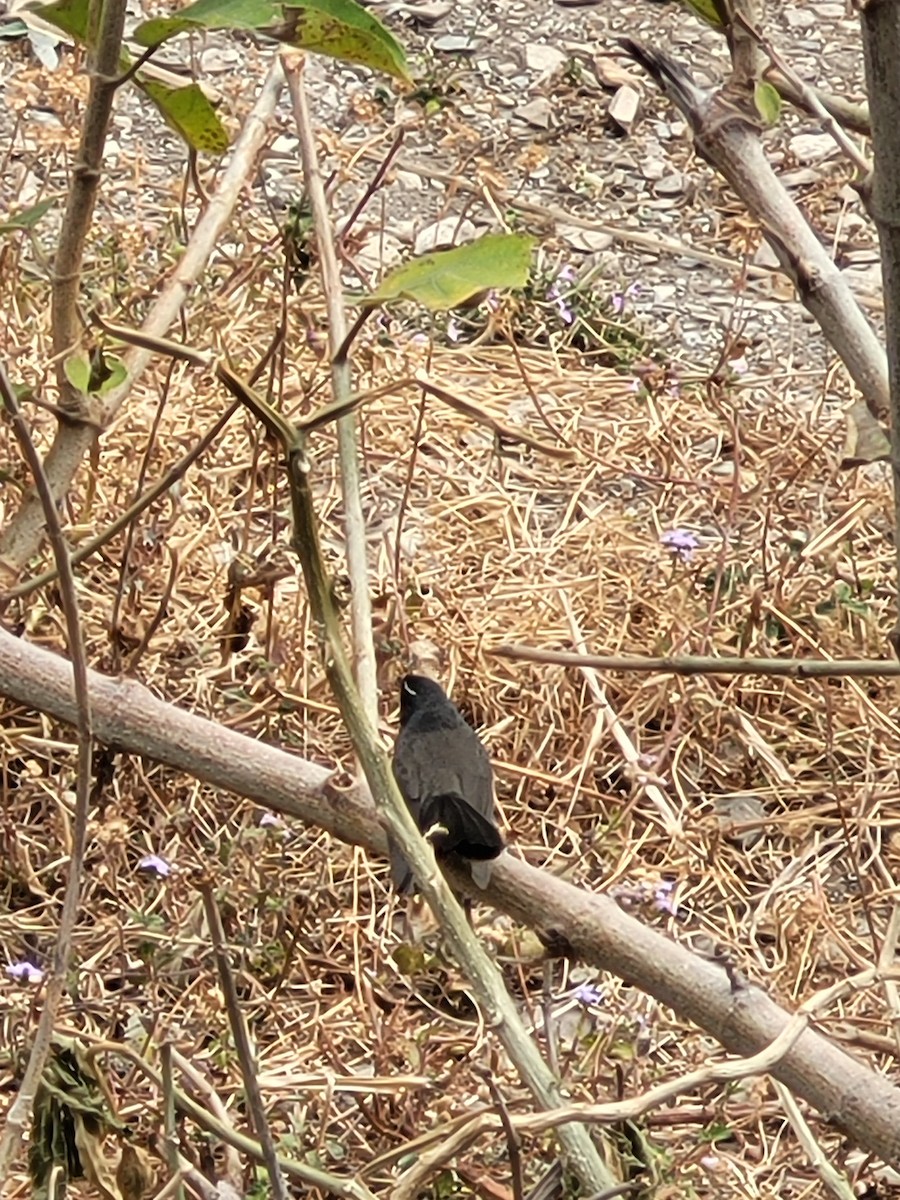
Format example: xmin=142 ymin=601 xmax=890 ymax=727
xmin=35 ymin=0 xmax=89 ymax=42
xmin=0 ymin=197 xmax=57 ymax=234
xmin=134 ymin=0 xmax=279 ymax=46
xmin=365 ymin=233 xmax=535 ymax=311
xmin=64 ymin=352 xmax=91 ymax=393
xmin=754 ymin=80 xmax=782 ymax=126
xmin=136 ymin=79 xmax=230 ymax=154
xmin=270 ymin=0 xmax=410 ymax=81
xmin=96 ymin=353 xmax=127 ymax=395
xmin=134 ymin=0 xmax=409 ymax=79
xmin=680 ymin=0 xmax=725 ymax=25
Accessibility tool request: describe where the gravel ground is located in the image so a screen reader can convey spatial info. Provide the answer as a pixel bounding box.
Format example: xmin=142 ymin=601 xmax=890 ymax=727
xmin=0 ymin=0 xmax=881 ymax=404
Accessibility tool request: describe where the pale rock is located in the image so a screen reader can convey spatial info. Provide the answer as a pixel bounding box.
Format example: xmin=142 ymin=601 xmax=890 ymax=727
xmin=788 ymin=132 xmax=834 ymax=163
xmin=780 ymin=167 xmax=822 ymax=186
xmin=270 ymin=134 xmax=298 ymax=155
xmin=525 ymin=42 xmax=567 ymax=75
xmin=414 ymin=217 xmax=478 ymax=254
xmin=593 ymin=54 xmax=641 ymax=88
xmin=556 ymin=223 xmax=613 ymax=252
xmin=433 ymin=32 xmax=479 ymax=53
xmin=783 ymin=7 xmax=815 ymax=27
xmin=654 ymin=172 xmax=685 ymax=196
xmin=753 ymin=240 xmax=781 ymax=269
xmin=355 ymin=232 xmax=405 ymax=274
xmin=607 ymin=85 xmax=640 ymax=134
xmin=515 ymin=97 xmax=553 ymax=129
xmin=399 ymin=0 xmax=451 ymax=24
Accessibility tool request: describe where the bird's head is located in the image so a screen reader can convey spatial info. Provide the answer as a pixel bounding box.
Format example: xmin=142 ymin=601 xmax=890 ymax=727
xmin=398 ymin=674 xmax=449 ymax=725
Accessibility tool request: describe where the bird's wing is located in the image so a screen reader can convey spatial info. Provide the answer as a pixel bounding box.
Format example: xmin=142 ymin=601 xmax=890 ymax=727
xmin=462 ymin=738 xmax=495 ymax=818
xmin=392 ymin=728 xmax=423 ymax=801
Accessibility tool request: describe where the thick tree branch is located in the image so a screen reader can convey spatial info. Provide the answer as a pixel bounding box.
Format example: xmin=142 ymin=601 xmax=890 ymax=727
xmin=859 ymin=4 xmax=900 ymax=651
xmin=0 ymin=60 xmax=284 ymax=576
xmin=622 ymin=39 xmax=890 ymax=441
xmin=1 ymin=624 xmax=900 ymax=1166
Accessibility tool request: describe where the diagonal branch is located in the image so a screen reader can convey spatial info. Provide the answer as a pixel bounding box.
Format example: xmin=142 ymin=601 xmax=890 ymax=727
xmin=214 ymin=361 xmax=620 ymax=1195
xmin=283 ymin=54 xmax=379 ymax=721
xmin=1 ymin=624 xmax=900 ymax=1164
xmin=0 ymin=59 xmax=285 ymax=576
xmin=621 ymin=38 xmax=890 ymax=446
xmin=0 ymin=365 xmax=94 ymax=1174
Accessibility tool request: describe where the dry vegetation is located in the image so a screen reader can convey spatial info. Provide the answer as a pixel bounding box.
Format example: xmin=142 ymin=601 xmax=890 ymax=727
xmin=2 ymin=29 xmax=900 ymax=1200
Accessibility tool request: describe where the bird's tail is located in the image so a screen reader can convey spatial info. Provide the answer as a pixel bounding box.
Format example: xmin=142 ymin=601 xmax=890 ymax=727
xmin=419 ymin=794 xmax=503 ymax=861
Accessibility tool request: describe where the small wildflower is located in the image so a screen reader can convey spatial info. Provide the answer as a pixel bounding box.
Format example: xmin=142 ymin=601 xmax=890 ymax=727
xmin=654 ymin=880 xmax=678 ymax=916
xmin=729 ymin=354 xmax=749 ymax=376
xmin=554 ymin=296 xmax=574 ymax=326
xmin=660 ymin=528 xmax=700 ymax=561
xmin=6 ymin=961 xmax=43 ymax=984
xmin=446 ymin=317 xmax=463 ymax=343
xmin=573 ymin=982 xmax=604 ymax=1007
xmin=609 ymin=281 xmax=643 ymax=315
xmin=259 ymin=812 xmax=285 ymax=829
xmin=138 ymin=854 xmax=172 ymax=878
xmin=483 ymin=290 xmax=500 ymax=312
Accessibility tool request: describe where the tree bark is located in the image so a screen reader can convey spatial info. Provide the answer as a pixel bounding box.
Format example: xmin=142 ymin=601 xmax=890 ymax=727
xmin=1 ymin=622 xmax=899 ymax=1166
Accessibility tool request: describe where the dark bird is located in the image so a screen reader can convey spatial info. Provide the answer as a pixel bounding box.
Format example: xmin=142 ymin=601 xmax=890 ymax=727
xmin=390 ymin=674 xmax=504 ymax=893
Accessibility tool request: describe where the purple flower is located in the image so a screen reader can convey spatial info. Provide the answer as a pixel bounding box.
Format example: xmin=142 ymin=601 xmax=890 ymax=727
xmin=654 ymin=880 xmax=678 ymax=916
xmin=610 ymin=281 xmax=643 ymax=315
xmin=447 ymin=317 xmax=463 ymax=343
xmin=660 ymin=528 xmax=700 ymax=561
xmin=138 ymin=854 xmax=172 ymax=878
xmin=573 ymin=982 xmax=604 ymax=1007
xmin=554 ymin=296 xmax=574 ymax=325
xmin=6 ymin=961 xmax=43 ymax=984
xmin=547 ymin=268 xmax=577 ymax=326
xmin=259 ymin=812 xmax=285 ymax=829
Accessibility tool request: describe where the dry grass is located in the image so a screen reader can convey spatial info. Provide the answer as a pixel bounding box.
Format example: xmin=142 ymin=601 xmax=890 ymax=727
xmin=2 ymin=38 xmax=900 ymax=1200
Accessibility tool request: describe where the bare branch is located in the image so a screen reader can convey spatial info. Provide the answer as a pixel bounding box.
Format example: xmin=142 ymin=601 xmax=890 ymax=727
xmin=0 ymin=363 xmax=94 ymax=1173
xmin=283 ymin=53 xmax=379 ymax=721
xmin=2 ymin=627 xmax=900 ymax=1163
xmin=489 ymin=644 xmax=900 ymax=678
xmin=622 ymin=39 xmax=890 ymax=437
xmin=0 ymin=59 xmax=285 ymax=573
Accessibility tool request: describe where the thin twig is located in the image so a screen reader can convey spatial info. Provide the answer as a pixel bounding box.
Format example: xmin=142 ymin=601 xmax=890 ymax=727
xmin=51 ymin=0 xmax=128 ymax=420
xmin=284 ymin=52 xmax=379 ymax=722
xmin=0 ymin=362 xmax=94 ymax=1173
xmin=733 ymin=11 xmax=870 ymax=174
xmin=0 ymin=58 xmax=285 ymax=571
xmin=489 ymin=644 xmax=900 ymax=678
xmin=1 ymin=400 xmax=240 ymax=604
xmin=199 ymin=881 xmax=290 ymax=1200
xmin=390 ymin=967 xmax=898 ymax=1185
xmin=83 ymin=1040 xmax=378 ymax=1200
xmin=771 ymin=1081 xmax=855 ymax=1200
xmin=159 ymin=1042 xmax=186 ymax=1200
xmin=215 ymin=358 xmax=620 ymax=1196
xmin=477 ymin=1066 xmax=526 ymax=1200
